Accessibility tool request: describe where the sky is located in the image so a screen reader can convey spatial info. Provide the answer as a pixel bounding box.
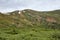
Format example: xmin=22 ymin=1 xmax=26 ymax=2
xmin=0 ymin=0 xmax=60 ymax=12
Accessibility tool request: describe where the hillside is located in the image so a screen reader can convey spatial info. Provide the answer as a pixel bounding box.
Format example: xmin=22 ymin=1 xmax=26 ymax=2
xmin=0 ymin=9 xmax=60 ymax=40
xmin=0 ymin=9 xmax=60 ymax=29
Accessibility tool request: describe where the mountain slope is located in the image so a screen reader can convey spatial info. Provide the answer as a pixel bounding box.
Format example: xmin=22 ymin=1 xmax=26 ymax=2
xmin=0 ymin=9 xmax=60 ymax=29
xmin=0 ymin=9 xmax=60 ymax=40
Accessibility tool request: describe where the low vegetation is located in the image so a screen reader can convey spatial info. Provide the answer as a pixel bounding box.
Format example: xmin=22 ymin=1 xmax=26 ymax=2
xmin=0 ymin=9 xmax=60 ymax=40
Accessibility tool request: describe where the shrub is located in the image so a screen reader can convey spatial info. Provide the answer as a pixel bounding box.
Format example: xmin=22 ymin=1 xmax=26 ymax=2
xmin=0 ymin=37 xmax=6 ymax=40
xmin=5 ymin=29 xmax=18 ymax=35
xmin=51 ymin=33 xmax=60 ymax=40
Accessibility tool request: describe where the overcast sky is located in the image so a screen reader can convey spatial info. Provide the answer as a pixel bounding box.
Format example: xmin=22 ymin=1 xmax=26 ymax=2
xmin=0 ymin=0 xmax=60 ymax=12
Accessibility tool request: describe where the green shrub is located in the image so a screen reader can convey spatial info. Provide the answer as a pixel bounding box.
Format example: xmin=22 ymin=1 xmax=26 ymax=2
xmin=5 ymin=29 xmax=18 ymax=35
xmin=51 ymin=33 xmax=60 ymax=40
xmin=0 ymin=37 xmax=6 ymax=40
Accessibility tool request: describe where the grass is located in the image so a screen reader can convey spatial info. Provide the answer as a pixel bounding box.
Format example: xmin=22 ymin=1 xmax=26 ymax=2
xmin=0 ymin=26 xmax=59 ymax=40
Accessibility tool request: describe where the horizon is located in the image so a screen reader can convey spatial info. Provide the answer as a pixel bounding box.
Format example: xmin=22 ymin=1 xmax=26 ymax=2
xmin=0 ymin=0 xmax=60 ymax=12
xmin=1 ymin=9 xmax=60 ymax=14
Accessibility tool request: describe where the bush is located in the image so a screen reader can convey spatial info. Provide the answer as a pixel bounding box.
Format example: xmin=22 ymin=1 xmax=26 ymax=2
xmin=51 ymin=33 xmax=60 ymax=40
xmin=0 ymin=37 xmax=6 ymax=40
xmin=5 ymin=29 xmax=18 ymax=35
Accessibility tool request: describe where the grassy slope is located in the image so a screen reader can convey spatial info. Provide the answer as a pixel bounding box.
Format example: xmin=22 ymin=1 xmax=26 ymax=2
xmin=0 ymin=9 xmax=60 ymax=40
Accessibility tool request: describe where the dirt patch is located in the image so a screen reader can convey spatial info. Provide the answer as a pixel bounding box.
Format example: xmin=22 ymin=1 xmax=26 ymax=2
xmin=46 ymin=17 xmax=56 ymax=22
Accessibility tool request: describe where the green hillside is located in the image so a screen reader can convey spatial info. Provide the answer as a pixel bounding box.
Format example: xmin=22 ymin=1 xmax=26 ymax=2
xmin=0 ymin=9 xmax=60 ymax=40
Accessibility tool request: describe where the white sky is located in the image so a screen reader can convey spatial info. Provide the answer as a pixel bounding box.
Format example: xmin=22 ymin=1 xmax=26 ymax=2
xmin=0 ymin=0 xmax=60 ymax=12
